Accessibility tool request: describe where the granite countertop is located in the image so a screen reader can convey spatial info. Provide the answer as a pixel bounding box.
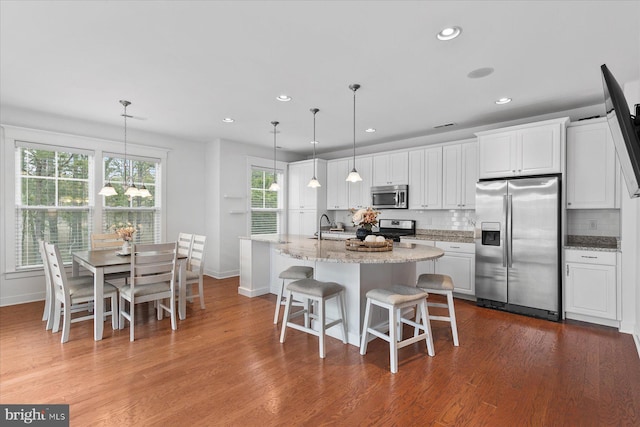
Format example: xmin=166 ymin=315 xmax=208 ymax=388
xmin=243 ymin=234 xmax=444 ymax=264
xmin=564 ymin=235 xmax=620 ymax=252
xmin=410 ymin=229 xmax=475 ymax=243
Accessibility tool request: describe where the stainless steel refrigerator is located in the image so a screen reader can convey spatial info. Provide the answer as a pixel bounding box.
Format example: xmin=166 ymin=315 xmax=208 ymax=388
xmin=475 ymin=175 xmax=561 ymax=321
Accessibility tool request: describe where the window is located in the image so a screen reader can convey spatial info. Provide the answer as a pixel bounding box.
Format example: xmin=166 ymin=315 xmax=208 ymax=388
xmin=250 ymin=167 xmax=282 ymax=235
xmin=102 ymin=154 xmax=161 ymax=244
xmin=15 ymin=144 xmax=92 ymax=267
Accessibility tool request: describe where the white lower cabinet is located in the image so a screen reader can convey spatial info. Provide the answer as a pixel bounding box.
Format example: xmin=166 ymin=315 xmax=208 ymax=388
xmin=434 ymin=241 xmax=475 ymax=297
xmin=288 ymin=210 xmax=318 ymax=236
xmin=401 ymin=239 xmax=475 ymax=297
xmin=565 ymin=250 xmax=618 ymax=324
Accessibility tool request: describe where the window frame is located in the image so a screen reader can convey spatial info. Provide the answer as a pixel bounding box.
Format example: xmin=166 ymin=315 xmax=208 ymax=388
xmin=2 ymin=125 xmax=168 ymax=274
xmin=246 ymin=156 xmax=286 ymax=236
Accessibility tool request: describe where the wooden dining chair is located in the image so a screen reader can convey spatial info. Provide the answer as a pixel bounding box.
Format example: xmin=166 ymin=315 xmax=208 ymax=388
xmin=39 ymin=240 xmax=94 ymax=331
xmin=114 ymin=242 xmax=178 ymax=341
xmin=183 ymin=234 xmax=207 ymax=310
xmin=177 ymin=233 xmax=194 ymax=260
xmin=91 ymin=232 xmax=130 ymax=285
xmin=91 ymin=233 xmax=123 ymax=251
xmin=44 ymin=242 xmax=119 ymax=343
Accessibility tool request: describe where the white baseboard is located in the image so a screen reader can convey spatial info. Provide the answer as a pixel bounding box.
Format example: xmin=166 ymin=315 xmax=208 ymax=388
xmin=0 ymin=292 xmax=45 ymax=307
xmin=205 ymin=268 xmax=239 ymax=279
xmin=238 ymin=286 xmax=270 ymax=298
xmin=634 ymin=333 xmax=640 ymax=359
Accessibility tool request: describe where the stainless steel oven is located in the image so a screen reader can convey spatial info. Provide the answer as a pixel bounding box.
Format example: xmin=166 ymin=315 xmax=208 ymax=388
xmin=371 ymin=185 xmax=408 ymax=209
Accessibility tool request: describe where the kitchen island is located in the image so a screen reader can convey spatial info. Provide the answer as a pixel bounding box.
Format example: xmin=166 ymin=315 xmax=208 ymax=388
xmin=239 ymin=235 xmax=444 ymax=346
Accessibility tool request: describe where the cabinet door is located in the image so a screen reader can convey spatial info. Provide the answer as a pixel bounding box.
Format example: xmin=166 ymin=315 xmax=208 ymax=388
xmin=408 ymin=149 xmax=425 ymax=209
xmin=517 ymin=124 xmax=561 ymax=175
xmin=288 ymin=163 xmax=303 ymax=210
xmin=372 ymin=152 xmax=409 ymax=186
xmin=434 ymin=252 xmax=475 ymax=295
xmin=388 ymin=152 xmax=409 ymax=185
xmin=460 ymin=142 xmax=478 ymax=209
xmin=442 ymin=145 xmax=461 ymax=209
xmin=566 ymin=122 xmax=616 ymax=209
xmin=424 ymin=147 xmax=443 ymax=209
xmin=327 ymin=159 xmax=350 ymax=210
xmin=372 ymin=154 xmax=390 ymax=186
xmin=478 ymin=132 xmax=516 ymax=179
xmin=349 ymin=156 xmax=372 ymax=209
xmin=565 ymin=262 xmax=617 ymax=320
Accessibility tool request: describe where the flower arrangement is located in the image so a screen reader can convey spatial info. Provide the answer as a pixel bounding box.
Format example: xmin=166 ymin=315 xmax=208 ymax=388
xmin=111 ymin=222 xmax=138 ymax=241
xmin=350 ymin=207 xmax=380 ymax=231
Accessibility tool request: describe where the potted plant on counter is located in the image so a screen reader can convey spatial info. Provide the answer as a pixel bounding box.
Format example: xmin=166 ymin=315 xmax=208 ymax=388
xmin=350 ymin=207 xmax=380 ymax=240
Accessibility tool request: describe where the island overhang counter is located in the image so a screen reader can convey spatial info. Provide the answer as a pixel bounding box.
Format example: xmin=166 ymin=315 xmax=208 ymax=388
xmin=239 ymin=235 xmax=444 ymax=346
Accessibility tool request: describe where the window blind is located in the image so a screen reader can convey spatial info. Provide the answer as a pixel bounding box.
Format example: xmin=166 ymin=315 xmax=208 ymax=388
xmin=250 ymin=167 xmax=282 ymax=235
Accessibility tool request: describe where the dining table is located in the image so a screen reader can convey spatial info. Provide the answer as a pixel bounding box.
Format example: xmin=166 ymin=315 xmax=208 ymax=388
xmin=72 ymin=249 xmax=188 ymax=341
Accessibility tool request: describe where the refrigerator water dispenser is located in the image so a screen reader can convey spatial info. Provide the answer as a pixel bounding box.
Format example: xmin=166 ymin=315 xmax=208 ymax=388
xmin=481 ymin=222 xmax=501 ymax=246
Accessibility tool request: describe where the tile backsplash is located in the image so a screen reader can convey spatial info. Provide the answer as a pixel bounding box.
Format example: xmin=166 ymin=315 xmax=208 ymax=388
xmin=332 ymin=209 xmax=476 ymax=231
xmin=331 ymin=208 xmax=620 ymax=237
xmin=566 ymin=209 xmax=620 ymax=237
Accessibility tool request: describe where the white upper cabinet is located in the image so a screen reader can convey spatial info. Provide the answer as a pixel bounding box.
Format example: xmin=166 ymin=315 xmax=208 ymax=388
xmin=288 ymin=160 xmax=326 ymax=210
xmin=326 ymin=158 xmax=350 ymax=210
xmin=348 ymin=156 xmax=373 ymax=209
xmin=442 ymin=141 xmax=477 ymax=209
xmin=372 ymin=151 xmax=409 ymax=186
xmin=566 ymin=119 xmax=617 ymax=209
xmin=409 ymin=147 xmax=442 ymax=209
xmin=476 ymin=118 xmax=568 ymax=179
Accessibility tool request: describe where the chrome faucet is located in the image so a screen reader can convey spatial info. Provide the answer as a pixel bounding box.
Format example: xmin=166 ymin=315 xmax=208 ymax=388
xmin=318 ymin=214 xmax=331 ymax=241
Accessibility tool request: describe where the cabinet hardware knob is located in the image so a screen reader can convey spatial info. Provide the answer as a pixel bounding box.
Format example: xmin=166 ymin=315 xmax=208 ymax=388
xmin=568 ymin=202 xmax=572 ymax=205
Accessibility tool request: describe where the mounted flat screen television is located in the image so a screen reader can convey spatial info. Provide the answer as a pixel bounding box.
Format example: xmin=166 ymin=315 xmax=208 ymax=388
xmin=601 ymin=64 xmax=640 ymax=198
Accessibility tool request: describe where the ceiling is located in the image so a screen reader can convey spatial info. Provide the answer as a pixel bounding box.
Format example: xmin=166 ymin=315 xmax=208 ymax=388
xmin=1 ymin=1 xmax=638 ymax=156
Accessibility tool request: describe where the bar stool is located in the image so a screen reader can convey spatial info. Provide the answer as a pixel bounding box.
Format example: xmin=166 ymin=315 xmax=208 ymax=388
xmin=279 ymin=278 xmax=348 ymax=359
xmin=360 ymin=284 xmax=434 ymax=374
xmin=274 ymin=266 xmax=314 ymax=324
xmin=415 ymin=274 xmax=459 ymax=346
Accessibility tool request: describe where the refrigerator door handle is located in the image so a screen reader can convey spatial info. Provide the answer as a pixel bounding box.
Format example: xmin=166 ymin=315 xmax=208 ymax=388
xmin=507 ymin=194 xmax=513 ymax=268
xmin=502 ymin=194 xmax=508 ymax=267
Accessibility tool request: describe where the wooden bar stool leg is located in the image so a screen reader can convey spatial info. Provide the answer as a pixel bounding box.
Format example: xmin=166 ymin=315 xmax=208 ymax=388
xmin=318 ymin=296 xmax=326 ymax=358
xmin=273 ymin=279 xmax=285 ymax=324
xmin=279 ymin=290 xmax=294 ymax=343
xmin=338 ymin=292 xmax=348 ymax=344
xmin=447 ymin=291 xmax=460 ymax=346
xmin=359 ymin=299 xmax=372 ymax=355
xmin=419 ymin=300 xmax=435 ymax=356
xmin=389 ymin=303 xmax=399 ymax=374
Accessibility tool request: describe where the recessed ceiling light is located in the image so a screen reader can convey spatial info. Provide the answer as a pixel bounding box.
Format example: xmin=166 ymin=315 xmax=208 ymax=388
xmin=222 ymin=117 xmax=234 ymax=123
xmin=467 ymin=67 xmax=494 ymax=79
xmin=495 ymin=97 xmax=512 ymax=105
xmin=310 ymin=140 xmax=319 ymax=145
xmin=365 ymin=128 xmax=376 ymax=133
xmin=437 ymin=26 xmax=462 ymax=41
xmin=276 ymin=94 xmax=292 ymax=102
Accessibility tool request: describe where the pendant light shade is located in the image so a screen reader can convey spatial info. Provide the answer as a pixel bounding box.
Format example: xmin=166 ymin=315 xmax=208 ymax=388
xmin=98 ymin=182 xmax=117 ymax=196
xmin=268 ymin=121 xmax=280 ymax=191
xmin=307 ymin=108 xmax=321 ymax=188
xmin=346 ymin=83 xmax=363 ymax=183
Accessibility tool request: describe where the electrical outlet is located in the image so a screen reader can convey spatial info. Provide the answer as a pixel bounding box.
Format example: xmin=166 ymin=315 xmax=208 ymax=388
xmin=588 ymin=220 xmax=598 ymax=230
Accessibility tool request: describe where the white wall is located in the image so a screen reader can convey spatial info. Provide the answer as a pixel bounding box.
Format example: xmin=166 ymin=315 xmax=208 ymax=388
xmin=204 ymin=138 xmax=302 ymax=278
xmin=0 ymin=106 xmax=207 ymax=306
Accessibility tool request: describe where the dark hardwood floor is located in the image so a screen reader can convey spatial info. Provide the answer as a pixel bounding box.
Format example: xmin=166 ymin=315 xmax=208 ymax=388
xmin=1 ymin=276 xmax=639 ymax=426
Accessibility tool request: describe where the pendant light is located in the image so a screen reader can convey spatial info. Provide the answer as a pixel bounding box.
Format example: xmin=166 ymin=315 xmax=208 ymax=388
xmin=307 ymin=108 xmax=321 ymax=188
xmin=98 ymin=102 xmax=121 ymax=196
xmin=268 ymin=121 xmax=280 ymax=191
xmin=120 ymin=100 xmax=141 ymax=198
xmin=346 ymin=83 xmax=363 ymax=182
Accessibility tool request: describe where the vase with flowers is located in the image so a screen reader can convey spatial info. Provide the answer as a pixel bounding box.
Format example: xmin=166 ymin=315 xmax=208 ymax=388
xmin=350 ymin=207 xmax=380 ymax=240
xmin=111 ymin=222 xmax=137 ymax=254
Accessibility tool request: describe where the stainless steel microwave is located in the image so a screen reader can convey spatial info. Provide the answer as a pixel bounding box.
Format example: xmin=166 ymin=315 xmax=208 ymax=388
xmin=371 ymin=185 xmax=408 ymax=209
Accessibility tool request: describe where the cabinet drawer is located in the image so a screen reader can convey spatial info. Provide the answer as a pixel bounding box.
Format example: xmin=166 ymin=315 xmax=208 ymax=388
xmin=435 ymin=241 xmax=475 ymax=253
xmin=565 ymin=250 xmax=616 ymax=265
